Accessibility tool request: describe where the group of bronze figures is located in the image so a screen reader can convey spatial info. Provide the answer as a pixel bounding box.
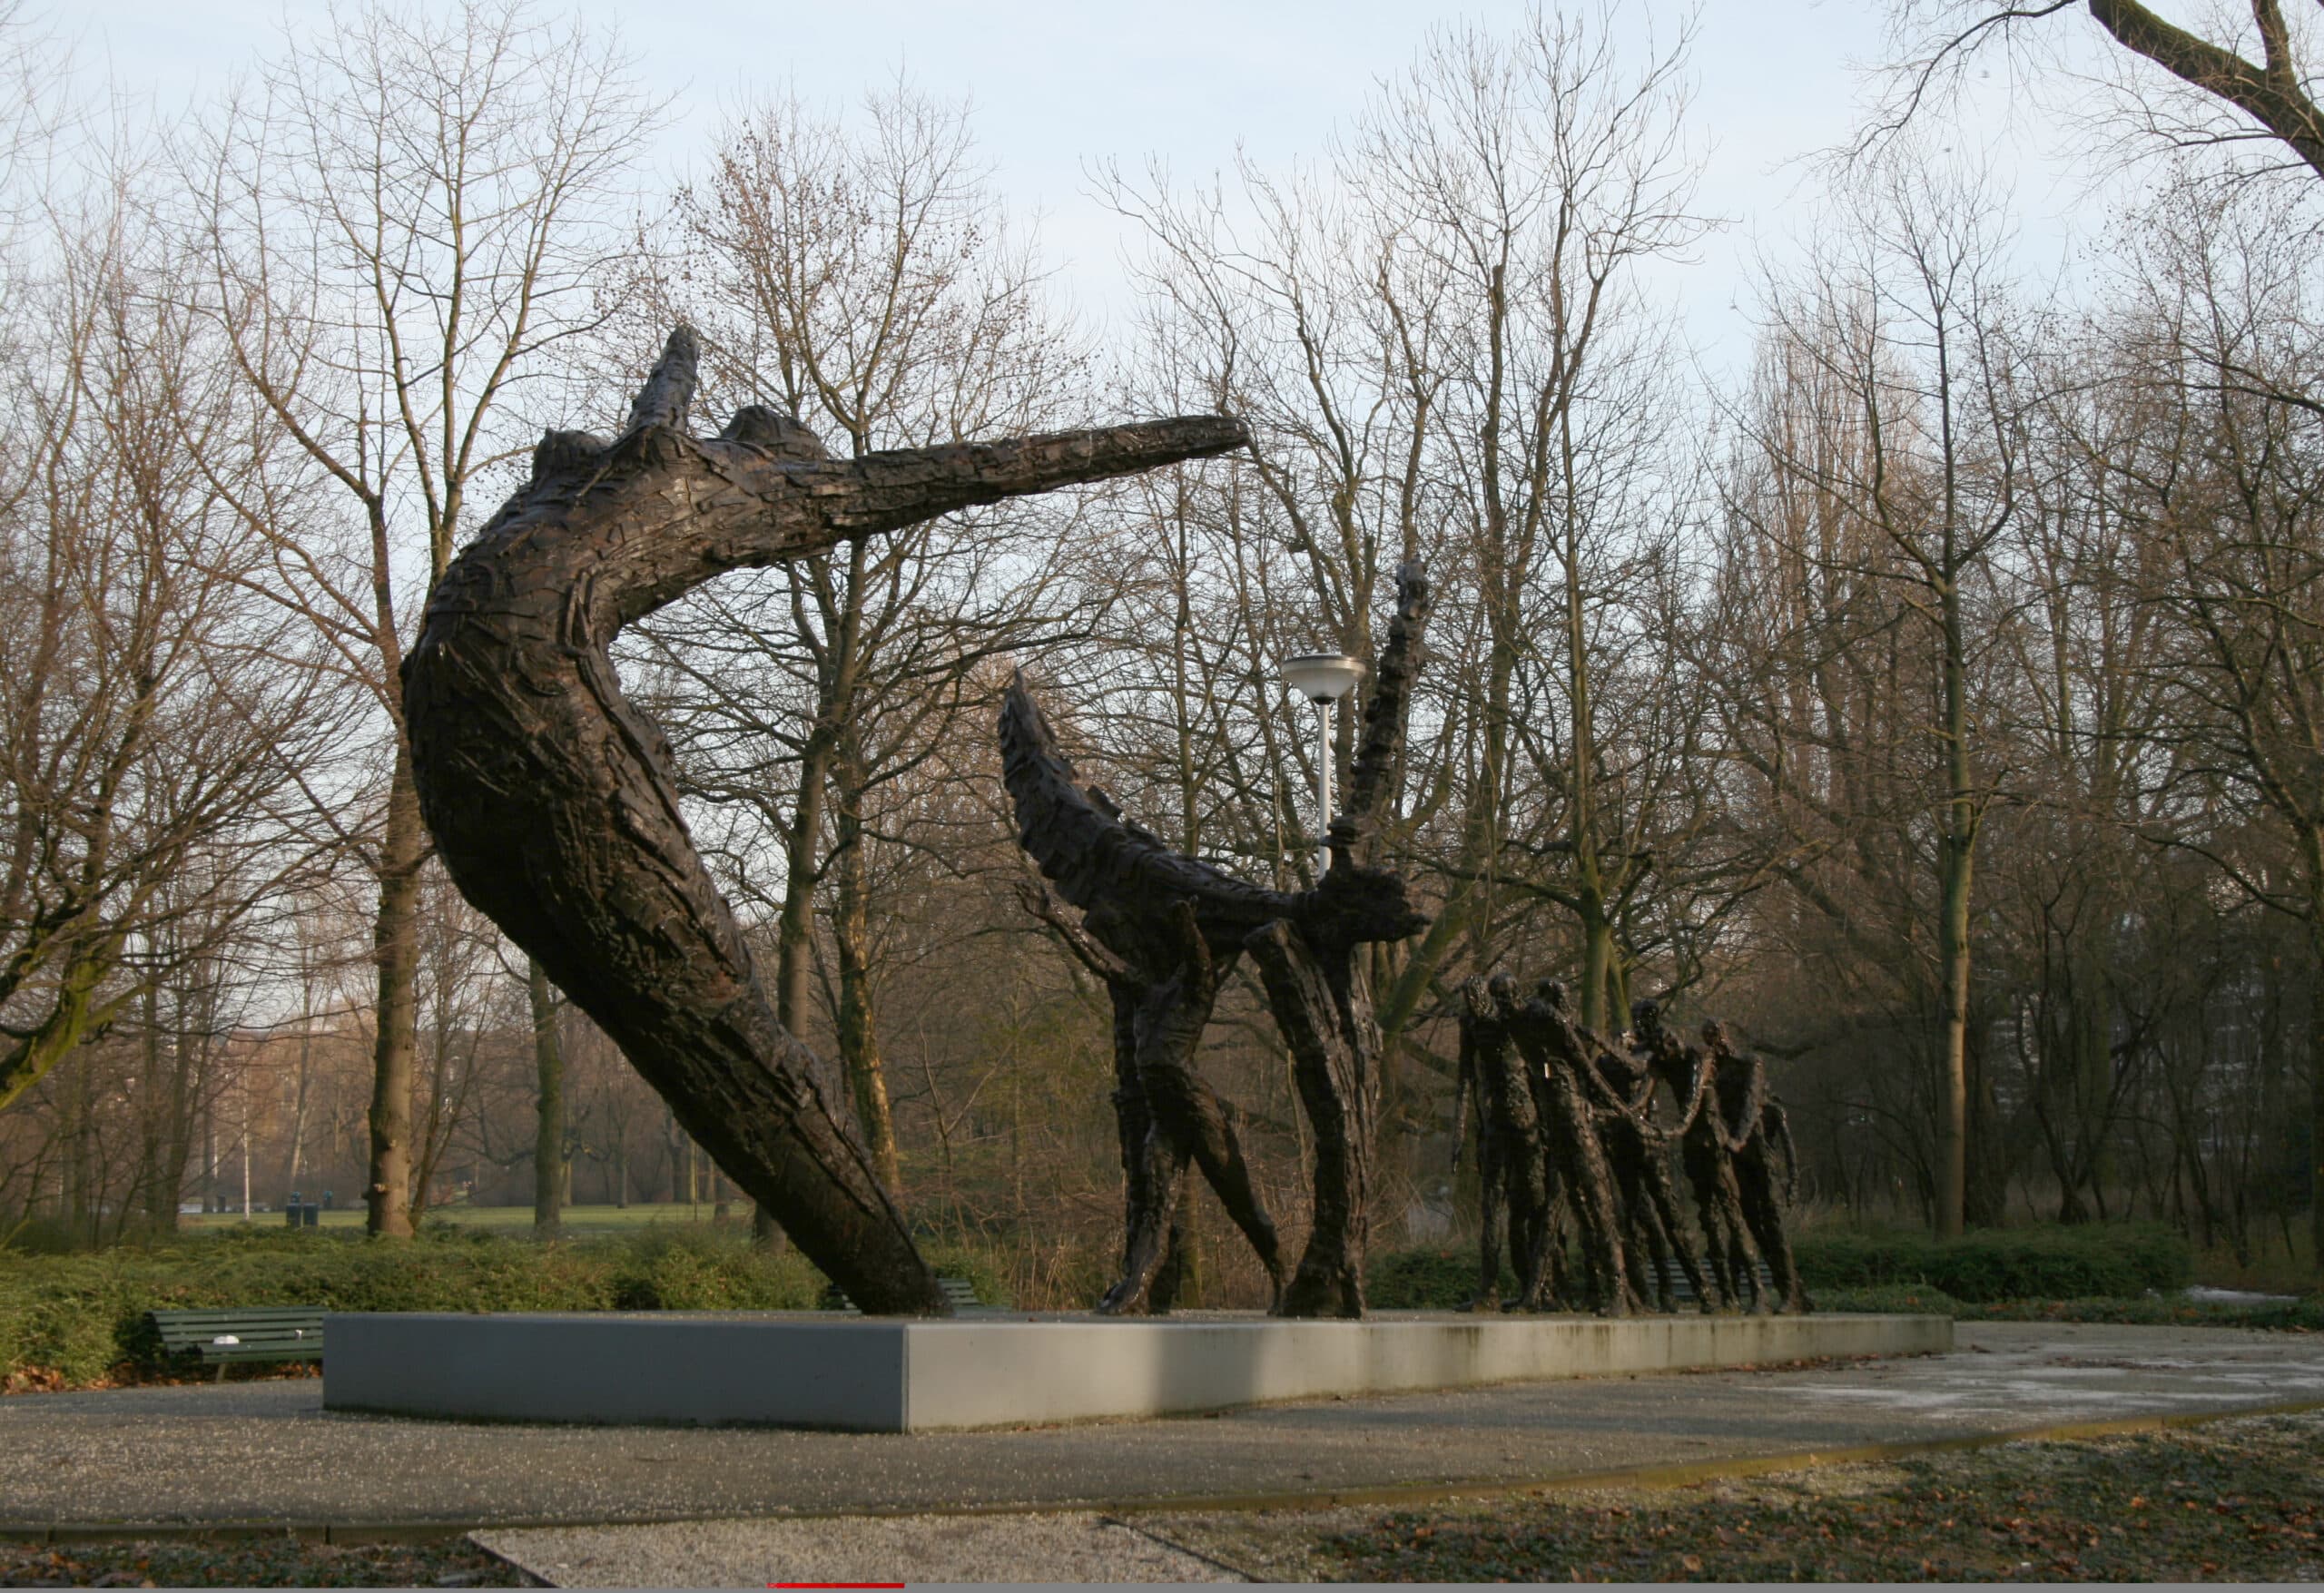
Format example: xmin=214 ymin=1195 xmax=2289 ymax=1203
xmin=399 ymin=332 xmax=1802 ymax=1317
xmin=1459 ymin=982 xmax=1807 ymax=1315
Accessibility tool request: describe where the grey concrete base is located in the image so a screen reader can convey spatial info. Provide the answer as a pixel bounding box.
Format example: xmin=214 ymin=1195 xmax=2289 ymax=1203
xmin=323 ymin=1310 xmax=1949 ymax=1432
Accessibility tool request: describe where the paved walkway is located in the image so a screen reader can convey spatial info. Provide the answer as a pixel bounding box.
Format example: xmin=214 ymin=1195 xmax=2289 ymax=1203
xmin=3 ymin=1322 xmax=2319 ymax=1582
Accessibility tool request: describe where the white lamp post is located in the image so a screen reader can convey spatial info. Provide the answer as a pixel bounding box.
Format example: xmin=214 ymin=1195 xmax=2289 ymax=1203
xmin=1280 ymin=652 xmax=1364 ymax=847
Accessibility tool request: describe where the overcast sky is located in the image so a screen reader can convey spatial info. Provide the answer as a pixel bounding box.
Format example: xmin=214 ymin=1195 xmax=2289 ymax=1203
xmin=86 ymin=0 xmax=2116 ymax=377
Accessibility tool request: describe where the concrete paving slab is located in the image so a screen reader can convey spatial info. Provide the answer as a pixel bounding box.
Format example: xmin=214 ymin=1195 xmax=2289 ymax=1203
xmin=1 ymin=1323 xmax=2318 ymax=1533
xmin=474 ymin=1511 xmax=1244 ymax=1587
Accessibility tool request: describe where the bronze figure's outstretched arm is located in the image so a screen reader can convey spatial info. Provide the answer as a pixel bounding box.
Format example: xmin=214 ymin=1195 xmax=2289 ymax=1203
xmin=402 ymin=327 xmax=1247 ymax=1313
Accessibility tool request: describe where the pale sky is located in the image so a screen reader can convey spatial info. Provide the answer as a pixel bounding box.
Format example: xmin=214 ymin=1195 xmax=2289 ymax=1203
xmin=87 ymin=0 xmax=2115 ymax=379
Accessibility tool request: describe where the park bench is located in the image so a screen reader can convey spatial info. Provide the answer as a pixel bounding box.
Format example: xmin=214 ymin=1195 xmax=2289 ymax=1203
xmin=147 ymin=1307 xmax=325 ymax=1380
xmin=1649 ymin=1256 xmax=1778 ymax=1310
xmin=818 ymin=1274 xmax=994 ymax=1314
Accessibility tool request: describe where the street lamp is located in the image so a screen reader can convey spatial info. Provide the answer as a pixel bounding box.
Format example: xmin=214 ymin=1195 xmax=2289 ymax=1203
xmin=1280 ymin=652 xmax=1364 ymax=847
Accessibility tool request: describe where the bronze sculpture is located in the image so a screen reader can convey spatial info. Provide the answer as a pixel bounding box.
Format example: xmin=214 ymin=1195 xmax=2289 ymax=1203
xmin=1006 ymin=564 xmax=1433 ymax=1316
xmin=1452 ymin=983 xmax=1811 ymax=1316
xmin=402 ymin=326 xmax=1247 ymax=1314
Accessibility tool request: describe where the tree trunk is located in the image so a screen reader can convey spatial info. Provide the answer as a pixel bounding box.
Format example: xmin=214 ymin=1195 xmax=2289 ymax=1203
xmin=366 ymin=750 xmax=424 ymax=1239
xmin=1579 ymin=910 xmax=1616 ymax=1036
xmin=285 ymin=1010 xmax=313 ymax=1197
xmin=2308 ymin=904 xmax=2324 ymax=1290
xmin=529 ymin=959 xmax=565 ymax=1235
xmin=832 ymin=743 xmax=901 ymax=1191
xmin=752 ymin=1204 xmax=787 ymax=1251
xmin=64 ymin=1047 xmax=91 ymax=1241
xmin=1935 ymin=580 xmax=1975 ymax=1242
xmin=141 ymin=983 xmax=180 ymax=1233
xmin=773 ymin=737 xmax=832 ymax=1036
xmin=401 ymin=328 xmax=1245 ymax=1313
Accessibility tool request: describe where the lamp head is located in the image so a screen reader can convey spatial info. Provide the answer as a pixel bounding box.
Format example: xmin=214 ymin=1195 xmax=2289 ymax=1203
xmin=1281 ymin=652 xmax=1364 ymax=703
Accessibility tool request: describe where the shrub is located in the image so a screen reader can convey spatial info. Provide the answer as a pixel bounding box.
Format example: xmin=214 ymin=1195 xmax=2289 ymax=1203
xmin=1813 ymin=1283 xmax=1965 ymax=1315
xmin=1794 ymin=1224 xmax=2192 ymax=1303
xmin=1954 ymin=1293 xmax=2324 ymax=1330
xmin=605 ymin=1227 xmax=822 ymax=1311
xmin=1365 ymin=1246 xmax=1514 ymax=1310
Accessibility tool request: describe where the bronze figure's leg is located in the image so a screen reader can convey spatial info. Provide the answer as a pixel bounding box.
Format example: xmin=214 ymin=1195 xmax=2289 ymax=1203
xmin=1249 ymin=919 xmax=1375 ymax=1320
xmin=1506 ymin=1005 xmax=1638 ymax=1316
xmin=1642 ymin=1138 xmax=1713 ymax=1311
xmin=1474 ymin=1123 xmax=1509 ymax=1311
xmin=1108 ymin=929 xmax=1286 ymax=1313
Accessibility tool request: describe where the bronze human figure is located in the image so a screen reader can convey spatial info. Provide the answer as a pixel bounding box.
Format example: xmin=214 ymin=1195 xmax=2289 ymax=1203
xmin=1702 ymin=1018 xmax=1811 ymax=1313
xmin=1006 ymin=565 xmax=1434 ymax=1316
xmin=1457 ymin=975 xmax=1554 ymax=1310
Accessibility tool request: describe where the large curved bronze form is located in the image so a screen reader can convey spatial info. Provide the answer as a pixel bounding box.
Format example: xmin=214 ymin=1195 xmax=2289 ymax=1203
xmin=401 ymin=328 xmax=1246 ymax=1313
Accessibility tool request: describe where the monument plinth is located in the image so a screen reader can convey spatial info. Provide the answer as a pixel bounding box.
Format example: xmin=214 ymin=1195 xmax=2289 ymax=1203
xmin=322 ymin=1310 xmax=1951 ymax=1432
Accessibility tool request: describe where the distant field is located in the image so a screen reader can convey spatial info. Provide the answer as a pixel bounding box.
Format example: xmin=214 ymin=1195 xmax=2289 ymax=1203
xmin=184 ymin=1203 xmax=727 ymax=1234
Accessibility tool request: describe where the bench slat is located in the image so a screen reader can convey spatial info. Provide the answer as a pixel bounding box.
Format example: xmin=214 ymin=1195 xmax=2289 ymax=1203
xmin=819 ymin=1274 xmax=994 ymax=1313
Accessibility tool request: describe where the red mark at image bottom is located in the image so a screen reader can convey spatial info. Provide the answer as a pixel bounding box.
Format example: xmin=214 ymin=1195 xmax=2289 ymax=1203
xmin=769 ymin=1583 xmax=906 ymax=1588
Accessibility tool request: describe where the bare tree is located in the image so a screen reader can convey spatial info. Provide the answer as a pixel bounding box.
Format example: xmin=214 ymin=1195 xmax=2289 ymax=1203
xmin=1091 ymin=5 xmax=1718 ymax=1269
xmin=0 ymin=153 xmax=332 ymax=1119
xmin=1879 ymin=2 xmax=2324 ymax=184
xmin=187 ymin=0 xmax=659 ymax=1235
xmin=632 ymin=80 xmax=1095 ymax=1194
xmin=2084 ymin=178 xmax=2324 ymax=1274
xmin=1706 ymin=151 xmax=2031 ymax=1237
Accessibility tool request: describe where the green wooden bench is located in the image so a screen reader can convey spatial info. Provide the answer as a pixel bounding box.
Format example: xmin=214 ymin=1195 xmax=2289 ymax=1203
xmin=818 ymin=1275 xmax=993 ymax=1314
xmin=1650 ymin=1256 xmax=1777 ymax=1310
xmin=147 ymin=1308 xmax=326 ymax=1380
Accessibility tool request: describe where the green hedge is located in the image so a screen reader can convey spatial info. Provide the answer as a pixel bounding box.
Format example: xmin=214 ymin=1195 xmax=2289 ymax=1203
xmin=1369 ymin=1224 xmax=2204 ymax=1315
xmin=0 ymin=1228 xmax=858 ymax=1387
xmin=1364 ymin=1247 xmax=1516 ymax=1310
xmin=1794 ymin=1224 xmax=2192 ymax=1303
xmin=1808 ymin=1283 xmax=1965 ymax=1314
xmin=1816 ymin=1284 xmax=2322 ymax=1329
xmin=1951 ymin=1293 xmax=2324 ymax=1329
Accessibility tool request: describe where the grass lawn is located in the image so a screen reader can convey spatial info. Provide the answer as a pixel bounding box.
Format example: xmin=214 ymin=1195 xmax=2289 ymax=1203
xmin=1163 ymin=1409 xmax=2324 ymax=1582
xmin=183 ymin=1203 xmax=725 ymax=1234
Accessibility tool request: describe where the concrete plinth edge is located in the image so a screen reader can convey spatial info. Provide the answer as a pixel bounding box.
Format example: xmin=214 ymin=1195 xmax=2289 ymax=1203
xmin=322 ymin=1310 xmax=1949 ymax=1431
